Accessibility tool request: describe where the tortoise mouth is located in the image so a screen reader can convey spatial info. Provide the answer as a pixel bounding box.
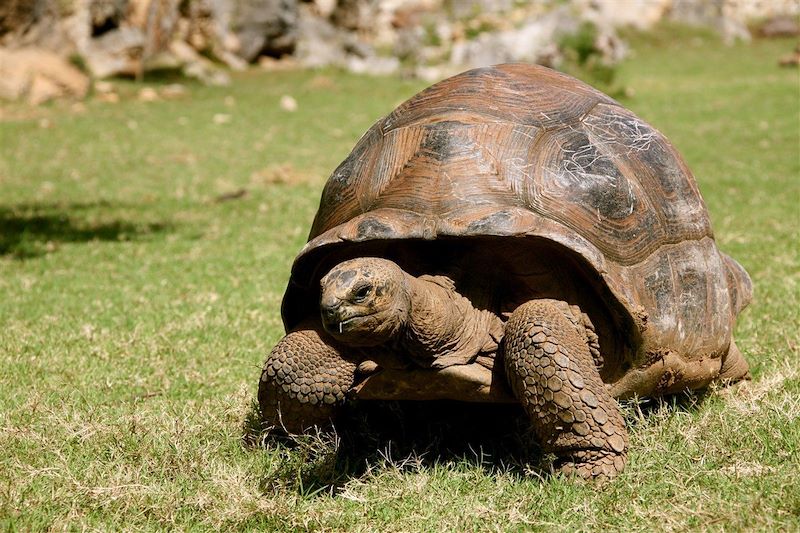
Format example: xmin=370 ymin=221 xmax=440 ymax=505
xmin=322 ymin=313 xmax=370 ymax=336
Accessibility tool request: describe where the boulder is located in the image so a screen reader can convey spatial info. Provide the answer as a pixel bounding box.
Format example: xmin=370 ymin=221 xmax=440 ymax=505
xmin=447 ymin=0 xmax=514 ymax=18
xmin=234 ymin=0 xmax=297 ymax=60
xmin=293 ymin=3 xmax=399 ymax=75
xmin=0 ymin=0 xmax=74 ymax=53
xmin=1 ymin=0 xmax=47 ymax=38
xmin=450 ymin=8 xmax=578 ymax=69
xmin=668 ymin=0 xmax=751 ymax=43
xmin=83 ymin=26 xmax=146 ymax=78
xmin=169 ymin=39 xmax=230 ymax=85
xmin=0 ymin=47 xmax=89 ymax=104
xmin=67 ymin=0 xmax=180 ymax=78
xmin=757 ymin=15 xmax=800 ymax=38
xmin=294 ymin=5 xmax=347 ymax=68
xmin=779 ymin=44 xmax=800 ymax=67
xmin=203 ymin=0 xmax=297 ymax=61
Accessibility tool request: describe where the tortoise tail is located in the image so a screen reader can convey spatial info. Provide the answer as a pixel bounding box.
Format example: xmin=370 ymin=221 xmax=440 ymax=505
xmin=721 ymin=253 xmax=752 ymax=316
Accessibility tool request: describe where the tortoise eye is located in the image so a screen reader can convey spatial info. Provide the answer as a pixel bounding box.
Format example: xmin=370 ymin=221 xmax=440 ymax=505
xmin=351 ymin=285 xmax=372 ymax=302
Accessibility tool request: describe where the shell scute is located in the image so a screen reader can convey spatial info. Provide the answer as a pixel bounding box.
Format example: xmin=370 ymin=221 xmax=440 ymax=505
xmin=526 ymin=126 xmax=661 ymax=264
xmin=582 ymin=104 xmax=711 ymax=240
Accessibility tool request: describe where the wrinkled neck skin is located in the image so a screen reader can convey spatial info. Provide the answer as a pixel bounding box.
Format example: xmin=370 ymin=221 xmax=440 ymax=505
xmin=398 ymin=274 xmax=502 ymax=369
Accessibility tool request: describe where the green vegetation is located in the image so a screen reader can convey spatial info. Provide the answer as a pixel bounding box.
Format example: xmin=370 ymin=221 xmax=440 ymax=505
xmin=1 ymin=28 xmax=798 ymax=531
xmin=559 ymin=21 xmax=622 ymax=95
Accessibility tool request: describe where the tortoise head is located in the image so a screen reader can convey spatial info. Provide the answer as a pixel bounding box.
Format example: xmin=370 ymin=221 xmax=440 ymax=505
xmin=319 ymin=257 xmax=411 ymax=347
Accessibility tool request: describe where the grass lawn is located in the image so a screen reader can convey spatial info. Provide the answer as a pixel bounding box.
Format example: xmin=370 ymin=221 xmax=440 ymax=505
xmin=1 ymin=27 xmax=798 ymax=531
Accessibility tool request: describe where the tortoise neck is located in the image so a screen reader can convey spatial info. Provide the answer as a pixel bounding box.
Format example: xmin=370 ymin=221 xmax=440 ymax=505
xmin=399 ymin=274 xmax=501 ymax=368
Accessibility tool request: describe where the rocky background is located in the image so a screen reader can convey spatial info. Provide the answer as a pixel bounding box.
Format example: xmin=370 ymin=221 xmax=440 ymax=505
xmin=1 ymin=0 xmax=798 ymax=104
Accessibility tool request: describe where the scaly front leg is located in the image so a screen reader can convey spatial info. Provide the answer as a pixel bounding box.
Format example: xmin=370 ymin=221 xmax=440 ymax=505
xmin=259 ymin=320 xmax=358 ymax=434
xmin=503 ymin=299 xmax=628 ymax=479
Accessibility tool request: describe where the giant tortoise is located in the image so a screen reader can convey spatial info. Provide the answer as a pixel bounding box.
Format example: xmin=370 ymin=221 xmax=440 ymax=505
xmin=259 ymin=64 xmax=752 ymax=479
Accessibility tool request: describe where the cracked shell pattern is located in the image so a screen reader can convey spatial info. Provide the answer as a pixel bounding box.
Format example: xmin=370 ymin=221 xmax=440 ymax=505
xmin=504 ymin=299 xmax=629 ymax=480
xmin=258 ymin=325 xmax=357 ymax=434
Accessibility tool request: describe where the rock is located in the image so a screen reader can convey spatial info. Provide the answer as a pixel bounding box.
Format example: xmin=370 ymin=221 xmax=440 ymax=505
xmin=201 ymin=0 xmax=298 ymax=62
xmin=174 ymin=0 xmax=218 ymax=54
xmin=258 ymin=55 xmax=299 ymax=70
xmin=393 ymin=25 xmax=426 ymax=61
xmin=294 ymin=2 xmax=402 ymax=75
xmin=170 ymin=39 xmax=230 ymax=85
xmin=414 ymin=64 xmax=460 ymax=82
xmin=88 ymin=0 xmax=127 ymax=31
xmin=70 ymin=0 xmax=181 ymax=78
xmin=83 ymin=26 xmax=146 ymax=78
xmin=329 ymin=0 xmax=437 ymax=50
xmin=0 ymin=47 xmax=89 ymax=104
xmin=94 ymin=80 xmax=115 ymax=93
xmin=594 ymin=28 xmax=628 ymax=64
xmin=706 ymin=0 xmax=800 ymax=25
xmin=312 ymin=0 xmax=337 ymax=19
xmin=138 ymin=86 xmax=159 ymax=101
xmin=97 ymin=91 xmax=120 ymax=103
xmin=757 ymin=15 xmax=800 ymax=38
xmin=135 ymin=0 xmax=181 ymax=60
xmin=330 ymin=0 xmax=363 ymax=31
xmin=279 ymin=94 xmax=297 ymax=111
xmin=0 ymin=0 xmax=43 ymax=37
xmin=779 ymin=44 xmax=800 ymax=67
xmin=160 ymin=83 xmax=187 ymax=98
xmin=667 ymin=0 xmax=752 ymax=44
xmin=448 ymin=0 xmax=514 ymax=18
xmin=6 ymin=0 xmax=797 ymax=84
xmin=28 ymin=74 xmax=62 ymax=105
xmin=212 ymin=112 xmax=231 ymax=123
xmin=576 ymin=0 xmax=670 ymax=31
xmin=294 ymin=5 xmax=347 ymax=68
xmin=216 ymin=48 xmax=249 ymax=70
xmin=346 ymin=55 xmax=399 ymax=76
xmin=450 ymin=8 xmax=577 ymax=68
xmin=414 ymin=45 xmax=449 ymax=66
xmin=0 ymin=0 xmax=69 ymax=51
xmin=237 ymin=0 xmax=297 ymax=60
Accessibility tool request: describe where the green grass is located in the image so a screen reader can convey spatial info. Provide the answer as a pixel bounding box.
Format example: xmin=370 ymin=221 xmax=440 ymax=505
xmin=1 ymin=29 xmax=799 ymax=531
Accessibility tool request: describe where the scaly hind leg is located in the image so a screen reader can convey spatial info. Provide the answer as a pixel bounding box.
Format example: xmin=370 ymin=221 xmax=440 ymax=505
xmin=259 ymin=321 xmax=358 ymax=434
xmin=504 ymin=299 xmax=628 ymax=480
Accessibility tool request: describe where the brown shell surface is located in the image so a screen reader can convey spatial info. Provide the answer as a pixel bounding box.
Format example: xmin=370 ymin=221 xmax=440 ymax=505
xmin=283 ymin=64 xmax=750 ymax=369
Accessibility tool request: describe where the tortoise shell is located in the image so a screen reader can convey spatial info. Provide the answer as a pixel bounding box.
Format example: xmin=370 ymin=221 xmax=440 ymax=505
xmin=280 ymin=64 xmax=751 ymax=396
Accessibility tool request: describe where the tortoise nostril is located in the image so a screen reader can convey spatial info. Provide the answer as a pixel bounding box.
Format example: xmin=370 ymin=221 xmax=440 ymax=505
xmin=320 ymin=296 xmax=342 ymax=320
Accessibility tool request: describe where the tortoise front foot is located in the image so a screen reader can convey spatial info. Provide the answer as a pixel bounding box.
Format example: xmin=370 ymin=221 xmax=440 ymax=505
xmin=504 ymin=299 xmax=628 ymax=480
xmin=556 ymin=450 xmax=625 ymax=480
xmin=259 ymin=321 xmax=358 ymax=434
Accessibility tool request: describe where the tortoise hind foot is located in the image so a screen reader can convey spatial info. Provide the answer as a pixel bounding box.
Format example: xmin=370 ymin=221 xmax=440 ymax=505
xmin=259 ymin=322 xmax=357 ymax=434
xmin=504 ymin=299 xmax=628 ymax=480
xmin=717 ymin=339 xmax=750 ymax=384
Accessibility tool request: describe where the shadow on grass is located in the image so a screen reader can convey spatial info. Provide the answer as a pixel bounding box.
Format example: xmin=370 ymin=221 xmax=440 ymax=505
xmin=243 ymin=400 xmax=544 ymax=497
xmin=0 ymin=201 xmax=172 ymax=259
xmin=622 ymin=388 xmax=711 ymax=428
xmin=243 ymin=389 xmax=717 ymax=496
xmin=140 ymin=67 xmax=207 ymax=86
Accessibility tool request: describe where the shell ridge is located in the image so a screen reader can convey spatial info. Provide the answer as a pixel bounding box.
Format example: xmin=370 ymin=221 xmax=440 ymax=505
xmin=363 ymin=127 xmax=427 ymax=213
